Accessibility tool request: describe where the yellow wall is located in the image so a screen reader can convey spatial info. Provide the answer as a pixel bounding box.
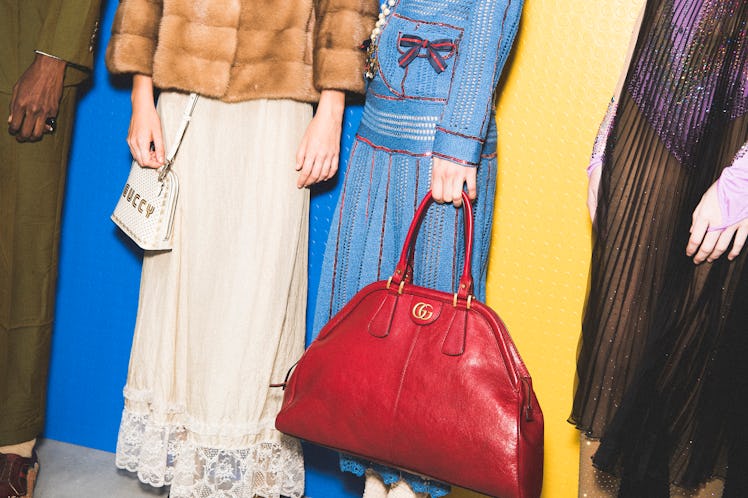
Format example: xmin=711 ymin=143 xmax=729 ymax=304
xmin=453 ymin=1 xmax=644 ymax=497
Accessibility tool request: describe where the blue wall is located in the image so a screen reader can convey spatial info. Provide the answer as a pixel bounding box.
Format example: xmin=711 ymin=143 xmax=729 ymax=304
xmin=44 ymin=2 xmax=363 ymax=496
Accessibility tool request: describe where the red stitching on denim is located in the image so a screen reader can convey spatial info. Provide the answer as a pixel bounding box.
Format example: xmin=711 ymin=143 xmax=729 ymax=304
xmin=327 ymin=139 xmax=360 ymax=321
xmin=397 ymin=33 xmax=457 ymax=61
xmin=435 ymin=126 xmax=485 ymax=143
xmin=477 ymin=0 xmax=514 ymax=136
xmin=432 ymin=151 xmax=478 ymax=167
xmin=365 ymin=147 xmax=376 ymax=219
xmin=358 ymin=134 xmax=494 ymax=162
xmin=414 ymin=158 xmax=421 ymax=211
xmin=370 ymin=87 xmax=447 ymax=103
xmin=357 ymin=134 xmax=433 ymax=157
xmin=375 ymin=14 xmax=463 ymax=102
xmin=393 ymin=13 xmax=464 ymax=33
xmin=376 ymin=154 xmax=394 ymax=280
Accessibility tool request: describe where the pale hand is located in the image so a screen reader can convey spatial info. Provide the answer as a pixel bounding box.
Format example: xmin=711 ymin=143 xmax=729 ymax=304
xmin=296 ymin=90 xmax=345 ymax=188
xmin=431 ymin=157 xmax=477 ymax=207
xmin=128 ymin=74 xmax=164 ymax=169
xmin=587 ymin=165 xmax=602 ymax=224
xmin=687 ymin=181 xmax=748 ymax=263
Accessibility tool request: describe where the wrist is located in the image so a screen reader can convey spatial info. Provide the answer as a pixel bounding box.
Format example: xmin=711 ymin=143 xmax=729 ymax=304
xmin=432 ymin=128 xmax=482 ymax=167
xmin=587 ymin=158 xmax=603 ymax=177
xmin=131 ymin=75 xmax=155 ymax=107
xmin=34 ymin=51 xmax=67 ymax=65
xmin=33 ymin=52 xmax=66 ymax=76
xmin=317 ymin=90 xmax=345 ymax=119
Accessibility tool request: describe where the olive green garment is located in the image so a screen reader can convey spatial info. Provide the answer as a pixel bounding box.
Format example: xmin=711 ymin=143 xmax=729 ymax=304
xmin=0 ymin=0 xmax=101 ymax=445
xmin=0 ymin=0 xmax=101 ymax=92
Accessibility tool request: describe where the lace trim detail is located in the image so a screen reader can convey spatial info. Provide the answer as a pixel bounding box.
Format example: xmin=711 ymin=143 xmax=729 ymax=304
xmin=116 ymin=408 xmax=304 ymax=498
xmin=122 ymin=387 xmax=270 ymax=437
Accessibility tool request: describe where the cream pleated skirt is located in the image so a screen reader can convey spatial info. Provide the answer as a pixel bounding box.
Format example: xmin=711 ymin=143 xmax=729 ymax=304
xmin=115 ymin=92 xmax=312 ymax=498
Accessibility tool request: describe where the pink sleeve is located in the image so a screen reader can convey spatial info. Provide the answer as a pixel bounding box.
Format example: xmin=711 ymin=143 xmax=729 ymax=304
xmin=715 ymin=143 xmax=748 ymax=229
xmin=587 ymin=98 xmax=618 ymax=177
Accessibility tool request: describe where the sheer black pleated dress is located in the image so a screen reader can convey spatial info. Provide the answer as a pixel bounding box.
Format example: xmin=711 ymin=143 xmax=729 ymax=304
xmin=570 ymin=0 xmax=748 ymax=495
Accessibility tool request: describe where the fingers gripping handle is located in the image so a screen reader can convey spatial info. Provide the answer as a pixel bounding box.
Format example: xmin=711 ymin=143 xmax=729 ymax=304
xmin=389 ymin=192 xmax=474 ymax=300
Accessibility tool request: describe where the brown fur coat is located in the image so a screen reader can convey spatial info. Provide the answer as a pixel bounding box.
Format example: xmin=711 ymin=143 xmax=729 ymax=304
xmin=106 ymin=0 xmax=378 ymax=102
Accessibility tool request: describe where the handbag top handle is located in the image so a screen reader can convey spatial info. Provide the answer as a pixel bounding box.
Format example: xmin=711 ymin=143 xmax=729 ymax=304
xmin=158 ymin=92 xmax=199 ymax=181
xmin=389 ymin=191 xmax=474 ymax=302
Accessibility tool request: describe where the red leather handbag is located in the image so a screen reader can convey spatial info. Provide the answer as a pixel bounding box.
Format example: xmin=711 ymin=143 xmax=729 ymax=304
xmin=276 ymin=192 xmax=543 ymax=498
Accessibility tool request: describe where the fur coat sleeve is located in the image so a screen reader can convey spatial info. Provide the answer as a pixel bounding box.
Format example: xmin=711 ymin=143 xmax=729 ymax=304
xmin=314 ymin=0 xmax=380 ymax=94
xmin=105 ymin=0 xmax=161 ymax=76
xmin=105 ymin=0 xmax=377 ymax=102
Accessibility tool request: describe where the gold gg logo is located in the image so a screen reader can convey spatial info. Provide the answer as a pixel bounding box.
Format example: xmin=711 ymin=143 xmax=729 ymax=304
xmin=412 ymin=302 xmax=434 ymax=321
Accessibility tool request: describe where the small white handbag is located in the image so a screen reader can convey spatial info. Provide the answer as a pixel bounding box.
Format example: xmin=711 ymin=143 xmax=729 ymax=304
xmin=111 ymin=93 xmax=198 ymax=251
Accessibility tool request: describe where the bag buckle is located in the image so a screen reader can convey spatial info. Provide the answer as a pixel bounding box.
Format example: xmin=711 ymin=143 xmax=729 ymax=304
xmin=452 ymin=293 xmax=473 ymax=309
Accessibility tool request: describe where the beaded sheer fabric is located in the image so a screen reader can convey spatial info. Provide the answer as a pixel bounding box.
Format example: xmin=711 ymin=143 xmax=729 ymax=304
xmin=627 ymin=0 xmax=748 ymax=169
xmin=571 ymin=0 xmax=748 ymax=494
xmin=578 ymin=436 xmax=725 ymax=498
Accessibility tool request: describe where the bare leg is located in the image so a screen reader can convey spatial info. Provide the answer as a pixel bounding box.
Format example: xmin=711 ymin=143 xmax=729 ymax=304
xmin=578 ymin=435 xmax=620 ymax=497
xmin=579 ymin=434 xmax=724 ymax=497
xmin=672 ymin=479 xmax=724 ymax=497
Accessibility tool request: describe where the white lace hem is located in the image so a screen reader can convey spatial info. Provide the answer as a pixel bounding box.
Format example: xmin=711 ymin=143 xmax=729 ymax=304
xmin=115 ymin=408 xmax=304 ymax=498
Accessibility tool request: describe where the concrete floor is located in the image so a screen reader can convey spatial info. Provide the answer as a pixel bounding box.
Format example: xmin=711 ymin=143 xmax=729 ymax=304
xmin=34 ymin=439 xmax=168 ymax=498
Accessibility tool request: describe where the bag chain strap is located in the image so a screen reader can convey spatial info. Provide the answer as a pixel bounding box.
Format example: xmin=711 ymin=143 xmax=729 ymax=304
xmin=158 ymin=92 xmax=199 ymax=182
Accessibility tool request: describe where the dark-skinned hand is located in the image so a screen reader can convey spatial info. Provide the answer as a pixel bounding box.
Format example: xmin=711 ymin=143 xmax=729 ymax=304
xmin=8 ymin=53 xmax=66 ymax=142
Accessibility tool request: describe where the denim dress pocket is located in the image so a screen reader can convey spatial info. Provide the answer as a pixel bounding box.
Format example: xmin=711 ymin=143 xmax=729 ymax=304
xmin=376 ymin=14 xmax=463 ymax=101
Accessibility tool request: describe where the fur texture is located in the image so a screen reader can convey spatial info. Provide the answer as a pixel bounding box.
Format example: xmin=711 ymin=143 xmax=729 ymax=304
xmin=106 ymin=0 xmax=378 ymax=102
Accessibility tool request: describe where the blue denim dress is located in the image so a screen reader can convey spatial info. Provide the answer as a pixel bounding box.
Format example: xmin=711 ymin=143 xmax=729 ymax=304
xmin=313 ymin=0 xmax=523 ymax=494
